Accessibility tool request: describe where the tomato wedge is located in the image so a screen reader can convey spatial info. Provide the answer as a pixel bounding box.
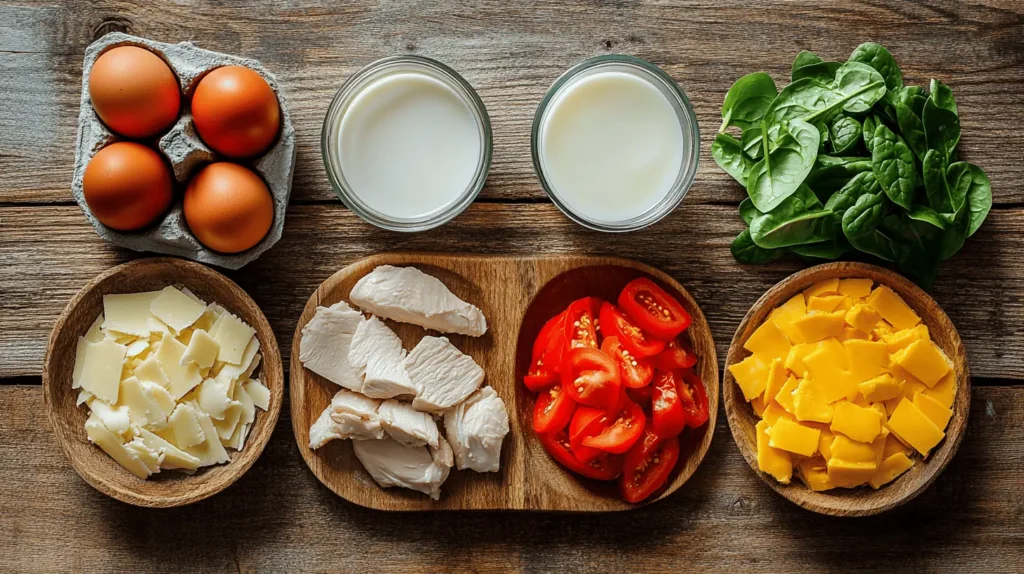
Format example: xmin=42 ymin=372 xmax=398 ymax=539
xmin=568 ymin=406 xmax=610 ymax=463
xmin=600 ymin=336 xmax=654 ymax=388
xmin=651 ymin=337 xmax=698 ymax=371
xmin=532 ymin=384 xmax=575 ymax=434
xmin=564 ymin=297 xmax=602 ymax=352
xmin=626 ymin=385 xmax=653 ymax=408
xmin=523 ymin=311 xmax=567 ymax=391
xmin=562 ymin=347 xmax=621 ymax=410
xmin=582 ymin=398 xmax=646 ymax=454
xmin=618 ymin=277 xmax=691 ymax=341
xmin=539 ymin=429 xmax=624 ymax=481
xmin=650 ymin=370 xmax=687 ymax=438
xmin=619 ymin=429 xmax=680 ymax=503
xmin=679 ymin=368 xmax=710 ymax=428
xmin=599 ymin=303 xmax=665 ymax=358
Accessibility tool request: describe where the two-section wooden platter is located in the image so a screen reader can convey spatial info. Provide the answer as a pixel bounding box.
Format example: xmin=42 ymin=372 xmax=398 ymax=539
xmin=291 ymin=253 xmax=718 ymax=511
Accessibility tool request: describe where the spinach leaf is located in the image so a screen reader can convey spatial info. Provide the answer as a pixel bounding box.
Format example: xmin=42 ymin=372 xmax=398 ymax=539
xmin=711 ymin=133 xmax=755 ymax=186
xmin=824 ymin=170 xmax=879 ymax=214
xmin=720 ymin=72 xmax=778 ymax=132
xmin=764 ymin=78 xmax=842 ymax=125
xmin=938 ymin=206 xmax=969 ymax=261
xmin=848 ymin=228 xmax=896 ymax=262
xmin=922 ymin=149 xmax=954 ymax=212
xmin=829 ymin=116 xmax=862 ymax=154
xmin=848 ymin=42 xmax=904 ymax=91
xmin=792 ymin=50 xmax=841 ymax=83
xmin=741 ymin=127 xmax=764 ymax=160
xmin=789 ymin=237 xmax=850 ymax=260
xmin=731 ymin=229 xmax=784 ymax=264
xmin=946 ymin=162 xmax=992 ymax=237
xmin=832 ymin=62 xmax=888 ymax=114
xmin=895 ymin=101 xmax=927 ymax=160
xmin=862 ymin=114 xmax=878 ymax=154
xmin=884 ymin=214 xmax=941 ymax=289
xmin=746 ymin=118 xmax=821 ymax=212
xmin=829 ymin=172 xmax=894 ymax=261
xmin=929 ymin=78 xmax=958 ymax=114
xmin=907 ymin=205 xmax=947 ymax=230
xmin=869 ymin=121 xmax=918 ymax=209
xmin=739 ymin=198 xmax=759 ymax=225
xmin=806 ymin=155 xmax=872 ymax=198
xmin=922 ymin=79 xmax=961 ymax=158
xmin=842 ymin=191 xmax=890 ymax=238
xmin=750 ymin=186 xmax=836 ymax=249
xmin=896 ymin=85 xmax=928 ymax=117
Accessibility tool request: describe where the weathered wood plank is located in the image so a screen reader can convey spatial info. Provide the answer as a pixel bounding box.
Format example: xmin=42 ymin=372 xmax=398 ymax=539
xmin=1 ymin=384 xmax=1021 ymax=572
xmin=1 ymin=1 xmax=1022 ymax=205
xmin=1 ymin=203 xmax=1021 ymax=379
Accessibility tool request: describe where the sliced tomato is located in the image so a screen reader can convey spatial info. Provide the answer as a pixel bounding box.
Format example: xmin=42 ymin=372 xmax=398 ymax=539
xmin=562 ymin=347 xmax=621 ymax=410
xmin=598 ymin=303 xmax=665 ymax=358
xmin=600 ymin=336 xmax=654 ymax=389
xmin=618 ymin=277 xmax=692 ymax=341
xmin=582 ymin=398 xmax=646 ymax=454
xmin=539 ymin=430 xmax=624 ymax=481
xmin=651 ymin=370 xmax=687 ymax=438
xmin=626 ymin=385 xmax=653 ymax=408
xmin=619 ymin=429 xmax=680 ymax=503
xmin=651 ymin=337 xmax=698 ymax=371
xmin=568 ymin=406 xmax=610 ymax=463
xmin=679 ymin=368 xmax=710 ymax=428
xmin=564 ymin=297 xmax=602 ymax=352
xmin=532 ymin=384 xmax=575 ymax=434
xmin=523 ymin=311 xmax=567 ymax=391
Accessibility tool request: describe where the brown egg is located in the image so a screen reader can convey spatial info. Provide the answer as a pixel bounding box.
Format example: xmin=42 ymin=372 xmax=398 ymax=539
xmin=89 ymin=46 xmax=181 ymax=139
xmin=184 ymin=162 xmax=274 ymax=253
xmin=82 ymin=142 xmax=174 ymax=231
xmin=191 ymin=66 xmax=281 ymax=158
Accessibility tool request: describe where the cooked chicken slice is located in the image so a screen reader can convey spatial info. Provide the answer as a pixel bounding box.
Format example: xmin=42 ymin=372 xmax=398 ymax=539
xmin=403 ymin=336 xmax=485 ymax=413
xmin=309 ymin=408 xmax=345 ymax=449
xmin=346 ymin=316 xmax=417 ymax=399
xmin=352 ymin=436 xmax=451 ymax=500
xmin=308 ymin=389 xmax=384 ymax=449
xmin=444 ymin=386 xmax=509 ymax=473
xmin=299 ymin=301 xmax=364 ymax=391
xmin=377 ymin=399 xmax=440 ymax=448
xmin=349 ymin=265 xmax=487 ymax=337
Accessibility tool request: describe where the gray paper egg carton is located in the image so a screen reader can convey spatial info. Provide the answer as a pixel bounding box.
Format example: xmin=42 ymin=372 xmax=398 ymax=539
xmin=71 ymin=32 xmax=296 ymax=270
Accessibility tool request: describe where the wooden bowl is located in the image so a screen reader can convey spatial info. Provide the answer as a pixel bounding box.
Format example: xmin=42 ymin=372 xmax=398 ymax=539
xmin=291 ymin=253 xmax=718 ymax=511
xmin=722 ymin=262 xmax=970 ymax=516
xmin=43 ymin=258 xmax=284 ymax=507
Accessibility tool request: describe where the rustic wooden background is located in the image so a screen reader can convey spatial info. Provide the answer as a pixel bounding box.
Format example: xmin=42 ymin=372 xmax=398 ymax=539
xmin=1 ymin=0 xmax=1022 ymax=571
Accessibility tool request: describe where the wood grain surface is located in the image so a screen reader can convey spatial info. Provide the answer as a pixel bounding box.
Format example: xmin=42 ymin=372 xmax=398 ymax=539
xmin=290 ymin=253 xmax=718 ymax=511
xmin=1 ymin=0 xmax=1023 ymax=570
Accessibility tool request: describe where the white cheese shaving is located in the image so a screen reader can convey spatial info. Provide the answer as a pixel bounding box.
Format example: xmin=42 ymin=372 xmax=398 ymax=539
xmin=180 ymin=329 xmax=219 ymax=369
xmin=210 ymin=312 xmax=256 ymax=365
xmin=150 ymin=286 xmax=207 ymax=333
xmin=77 ymin=340 xmax=127 ymax=404
xmin=102 ymin=291 xmax=161 ymax=337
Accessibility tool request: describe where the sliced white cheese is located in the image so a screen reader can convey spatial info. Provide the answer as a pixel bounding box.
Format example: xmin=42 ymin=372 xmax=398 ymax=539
xmin=183 ymin=406 xmax=231 ymax=467
xmin=125 ymin=339 xmax=150 ymax=358
xmin=102 ymin=291 xmax=161 ymax=337
xmin=150 ymin=286 xmax=207 ymax=334
xmin=84 ymin=314 xmax=105 ymax=343
xmin=136 ymin=428 xmax=201 ymax=471
xmin=88 ymin=399 xmax=131 ymax=436
xmin=134 ymin=355 xmax=170 ymax=388
xmin=215 ymin=336 xmax=259 ymax=380
xmin=156 ymin=332 xmax=202 ymax=400
xmin=196 ymin=377 xmax=236 ymax=420
xmin=124 ymin=437 xmax=162 ymax=475
xmin=119 ymin=377 xmax=174 ymax=430
xmin=179 ymin=287 xmax=206 ymax=306
xmin=72 ymin=336 xmax=89 ymax=389
xmin=209 ymin=312 xmax=256 ymax=365
xmin=78 ymin=340 xmax=127 ymax=404
xmin=161 ymin=403 xmax=206 ymax=448
xmin=85 ymin=414 xmax=151 ymax=479
xmin=180 ymin=329 xmax=219 ymax=369
xmin=244 ymin=379 xmax=271 ymax=411
xmin=191 ymin=308 xmax=216 ymax=333
xmin=213 ymin=403 xmax=243 ymax=442
xmin=76 ymin=389 xmax=93 ymax=406
xmin=227 ymin=422 xmax=250 ymax=451
xmin=234 ymin=384 xmax=256 ymax=425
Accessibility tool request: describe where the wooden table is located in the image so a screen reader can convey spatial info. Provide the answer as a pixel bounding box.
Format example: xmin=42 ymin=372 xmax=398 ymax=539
xmin=2 ymin=1 xmax=1022 ymax=571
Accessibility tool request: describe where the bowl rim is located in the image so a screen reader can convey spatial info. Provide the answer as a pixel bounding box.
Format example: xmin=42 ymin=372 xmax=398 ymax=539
xmin=42 ymin=257 xmax=284 ymax=507
xmin=722 ymin=261 xmax=971 ymax=516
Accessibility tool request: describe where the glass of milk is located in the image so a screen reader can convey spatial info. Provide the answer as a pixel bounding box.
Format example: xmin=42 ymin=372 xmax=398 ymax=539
xmin=532 ymin=55 xmax=700 ymax=232
xmin=322 ymin=56 xmax=492 ymax=232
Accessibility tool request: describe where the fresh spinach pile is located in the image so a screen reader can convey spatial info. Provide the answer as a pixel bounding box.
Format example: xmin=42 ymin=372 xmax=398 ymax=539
xmin=713 ymin=42 xmax=992 ymax=288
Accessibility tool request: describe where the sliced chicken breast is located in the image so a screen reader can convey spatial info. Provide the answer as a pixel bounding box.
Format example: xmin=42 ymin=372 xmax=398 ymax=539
xmin=349 ymin=265 xmax=487 ymax=337
xmin=378 ymin=399 xmax=440 ymax=448
xmin=299 ymin=301 xmax=364 ymax=391
xmin=328 ymin=389 xmax=384 ymax=440
xmin=352 ymin=436 xmax=452 ymax=500
xmin=444 ymin=386 xmax=510 ymax=473
xmin=309 ymin=408 xmax=345 ymax=449
xmin=348 ymin=316 xmax=417 ymax=399
xmin=403 ymin=336 xmax=484 ymax=413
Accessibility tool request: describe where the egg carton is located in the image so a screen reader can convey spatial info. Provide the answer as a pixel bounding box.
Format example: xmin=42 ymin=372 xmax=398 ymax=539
xmin=72 ymin=32 xmax=296 ymax=270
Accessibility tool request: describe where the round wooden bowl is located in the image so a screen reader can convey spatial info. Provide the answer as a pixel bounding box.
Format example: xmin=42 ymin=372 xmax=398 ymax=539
xmin=43 ymin=258 xmax=284 ymax=507
xmin=723 ymin=262 xmax=970 ymax=516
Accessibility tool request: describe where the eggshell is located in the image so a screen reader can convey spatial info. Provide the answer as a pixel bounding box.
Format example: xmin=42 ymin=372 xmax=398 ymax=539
xmin=88 ymin=46 xmax=181 ymax=139
xmin=82 ymin=142 xmax=174 ymax=231
xmin=192 ymin=66 xmax=281 ymax=158
xmin=184 ymin=162 xmax=274 ymax=253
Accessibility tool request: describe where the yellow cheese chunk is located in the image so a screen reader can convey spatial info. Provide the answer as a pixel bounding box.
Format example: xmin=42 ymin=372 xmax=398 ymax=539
xmin=923 ymin=371 xmax=956 ymax=409
xmin=892 ymin=339 xmax=950 ymax=387
xmin=784 ymin=342 xmax=820 ymax=375
xmin=763 ymin=358 xmax=788 ymax=409
xmin=882 ymin=433 xmax=913 ymax=458
xmin=827 ymin=458 xmax=877 ymax=489
xmin=761 ymin=403 xmax=790 ymax=428
xmin=788 ymin=310 xmax=847 ymax=344
xmin=830 ymin=434 xmax=880 ymax=464
xmin=804 ymin=278 xmax=840 ymax=298
xmin=886 ymin=398 xmax=945 ymax=456
xmin=798 ymin=465 xmax=833 ymax=491
xmin=839 ymin=327 xmax=870 ymax=342
xmin=770 ymin=294 xmax=807 ymax=343
xmin=830 ymin=400 xmax=883 ymax=443
xmin=774 ymin=375 xmax=800 ymax=414
xmin=793 ymin=376 xmax=834 ymax=424
xmin=835 ymin=297 xmax=856 ymax=312
xmin=872 ymin=320 xmax=895 ymax=339
xmin=768 ymin=418 xmax=821 ymax=457
xmin=844 ymin=339 xmax=889 ymax=384
xmin=750 ymin=394 xmax=767 ymax=417
xmin=837 ymin=278 xmax=873 ymax=298
xmin=869 ymin=453 xmax=914 ymax=489
xmin=845 ymin=304 xmax=882 ymax=334
xmin=729 ymin=353 xmax=771 ymax=402
xmin=883 ymin=328 xmax=922 ymax=354
xmin=866 ymin=286 xmax=921 ymax=331
xmin=756 ymin=420 xmax=793 ymax=484
xmin=744 ymin=319 xmax=793 ymax=361
xmin=912 ymin=392 xmax=953 ymax=431
xmin=858 ymin=373 xmax=903 ymax=402
xmin=803 ymin=346 xmax=858 ymax=404
xmin=808 ymin=295 xmax=845 ymax=313
xmin=817 ymin=428 xmax=834 ymax=460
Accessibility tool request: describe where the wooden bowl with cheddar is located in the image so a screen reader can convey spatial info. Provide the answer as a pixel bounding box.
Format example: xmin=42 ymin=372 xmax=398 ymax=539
xmin=43 ymin=258 xmax=284 ymax=507
xmin=723 ymin=262 xmax=969 ymax=516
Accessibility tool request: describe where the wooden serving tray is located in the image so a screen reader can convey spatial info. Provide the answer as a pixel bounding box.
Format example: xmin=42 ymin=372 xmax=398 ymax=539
xmin=290 ymin=253 xmax=719 ymax=511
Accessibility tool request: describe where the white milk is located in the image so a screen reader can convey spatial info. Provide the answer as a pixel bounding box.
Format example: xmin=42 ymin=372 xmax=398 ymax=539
xmin=538 ymin=70 xmax=686 ymax=223
xmin=338 ymin=72 xmax=482 ymax=219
